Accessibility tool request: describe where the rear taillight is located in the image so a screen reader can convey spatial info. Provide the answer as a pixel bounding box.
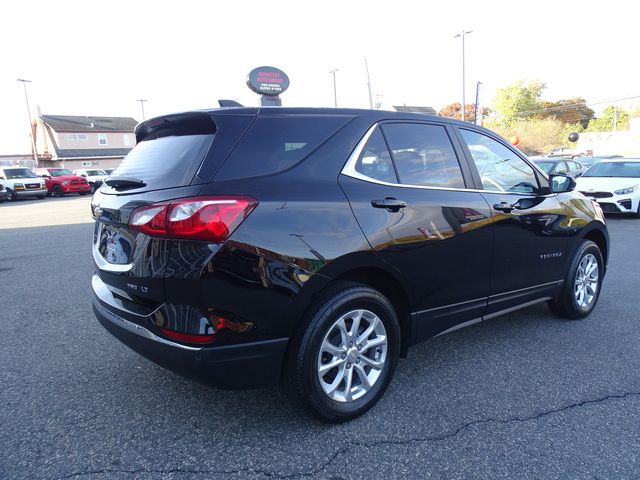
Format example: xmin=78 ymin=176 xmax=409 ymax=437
xmin=129 ymin=196 xmax=257 ymax=242
xmin=158 ymin=328 xmax=216 ymax=344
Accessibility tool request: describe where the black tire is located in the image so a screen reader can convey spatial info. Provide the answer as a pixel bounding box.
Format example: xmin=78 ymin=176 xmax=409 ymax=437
xmin=548 ymin=240 xmax=604 ymax=319
xmin=283 ymin=281 xmax=400 ymax=423
xmin=90 ymin=184 xmax=96 ymax=193
xmin=6 ymin=189 xmax=17 ymax=201
xmin=37 ymin=196 xmax=45 ymax=200
xmin=52 ymin=185 xmax=64 ymax=197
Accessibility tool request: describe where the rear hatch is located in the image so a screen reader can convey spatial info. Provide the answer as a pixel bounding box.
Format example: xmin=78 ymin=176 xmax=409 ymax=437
xmin=91 ymin=110 xmax=254 ymax=313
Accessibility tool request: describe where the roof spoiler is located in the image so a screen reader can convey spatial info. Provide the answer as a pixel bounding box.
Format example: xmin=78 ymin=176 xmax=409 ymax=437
xmin=218 ymin=99 xmax=244 ymax=108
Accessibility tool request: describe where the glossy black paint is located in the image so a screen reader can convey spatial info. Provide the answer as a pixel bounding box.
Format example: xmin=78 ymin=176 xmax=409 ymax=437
xmin=91 ymin=107 xmax=609 ymax=389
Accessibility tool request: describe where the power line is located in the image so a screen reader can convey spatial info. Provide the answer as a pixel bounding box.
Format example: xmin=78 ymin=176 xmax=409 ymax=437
xmin=512 ymin=94 xmax=640 ymax=117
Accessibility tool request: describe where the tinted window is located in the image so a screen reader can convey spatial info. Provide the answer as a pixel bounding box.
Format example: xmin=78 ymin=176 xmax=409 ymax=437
xmin=3 ymin=168 xmax=37 ymax=179
xmin=354 ymin=128 xmax=397 ymax=183
xmin=381 ymin=123 xmax=464 ymax=188
xmin=460 ymin=129 xmax=538 ymax=193
xmin=111 ymin=134 xmax=214 ymax=190
xmin=217 ymin=115 xmax=352 ymax=180
xmin=582 ymin=162 xmax=640 ymax=178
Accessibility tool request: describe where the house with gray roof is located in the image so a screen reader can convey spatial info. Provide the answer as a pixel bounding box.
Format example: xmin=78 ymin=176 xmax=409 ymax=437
xmin=34 ymin=115 xmax=138 ymax=170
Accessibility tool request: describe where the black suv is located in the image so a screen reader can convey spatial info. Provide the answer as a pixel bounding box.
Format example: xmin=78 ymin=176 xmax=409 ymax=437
xmin=91 ymin=107 xmax=609 ymax=422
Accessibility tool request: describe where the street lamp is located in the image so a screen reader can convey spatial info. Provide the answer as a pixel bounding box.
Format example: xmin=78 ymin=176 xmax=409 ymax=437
xmin=329 ymin=69 xmax=339 ymax=108
xmin=454 ymin=30 xmax=473 ymax=122
xmin=136 ymin=99 xmax=148 ymax=120
xmin=17 ymin=79 xmax=38 ymax=164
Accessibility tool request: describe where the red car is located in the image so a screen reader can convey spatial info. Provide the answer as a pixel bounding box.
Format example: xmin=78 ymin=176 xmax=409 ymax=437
xmin=34 ymin=168 xmax=91 ymax=197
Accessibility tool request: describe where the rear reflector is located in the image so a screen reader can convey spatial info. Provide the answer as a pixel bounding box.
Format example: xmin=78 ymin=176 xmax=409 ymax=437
xmin=129 ymin=195 xmax=257 ymax=242
xmin=159 ymin=328 xmax=216 ymax=344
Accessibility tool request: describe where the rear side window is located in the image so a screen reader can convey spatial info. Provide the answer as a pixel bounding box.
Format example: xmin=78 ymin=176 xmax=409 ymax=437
xmin=216 ymin=115 xmax=352 ymax=180
xmin=354 ymin=128 xmax=397 ymax=183
xmin=381 ymin=123 xmax=465 ymax=188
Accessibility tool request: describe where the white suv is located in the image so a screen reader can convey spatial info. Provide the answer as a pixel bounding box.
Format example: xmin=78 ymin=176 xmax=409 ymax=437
xmin=72 ymin=168 xmax=108 ymax=193
xmin=0 ymin=167 xmax=48 ymax=201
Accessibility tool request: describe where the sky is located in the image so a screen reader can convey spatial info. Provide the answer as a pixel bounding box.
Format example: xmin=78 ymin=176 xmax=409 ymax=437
xmin=1 ymin=0 xmax=639 ymax=154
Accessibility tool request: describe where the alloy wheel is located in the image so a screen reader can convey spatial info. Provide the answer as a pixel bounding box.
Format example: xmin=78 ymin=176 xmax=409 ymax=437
xmin=317 ymin=309 xmax=387 ymax=403
xmin=574 ymin=253 xmax=599 ymax=308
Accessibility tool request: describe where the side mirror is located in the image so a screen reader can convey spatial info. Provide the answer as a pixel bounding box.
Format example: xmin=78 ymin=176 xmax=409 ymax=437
xmin=40 ymin=174 xmax=51 ymax=179
xmin=81 ymin=174 xmax=87 ymax=177
xmin=549 ymin=174 xmax=576 ymax=193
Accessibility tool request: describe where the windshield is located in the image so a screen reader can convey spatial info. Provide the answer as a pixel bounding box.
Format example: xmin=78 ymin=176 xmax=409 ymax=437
xmin=3 ymin=168 xmax=37 ymax=179
xmin=534 ymin=161 xmax=554 ymax=173
xmin=583 ymin=162 xmax=640 ymax=178
xmin=49 ymin=169 xmax=73 ymax=177
xmin=86 ymin=169 xmax=107 ymax=176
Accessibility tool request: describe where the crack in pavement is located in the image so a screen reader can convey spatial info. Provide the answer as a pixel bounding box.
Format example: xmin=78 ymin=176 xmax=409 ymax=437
xmin=55 ymin=391 xmax=640 ymax=480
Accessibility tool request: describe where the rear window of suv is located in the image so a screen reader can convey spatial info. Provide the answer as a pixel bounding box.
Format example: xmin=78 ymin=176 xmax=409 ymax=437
xmin=215 ymin=115 xmax=353 ymax=180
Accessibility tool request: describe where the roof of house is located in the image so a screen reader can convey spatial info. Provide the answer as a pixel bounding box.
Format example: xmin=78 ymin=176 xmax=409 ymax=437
xmin=392 ymin=105 xmax=438 ymax=115
xmin=55 ymin=148 xmax=132 ymax=159
xmin=40 ymin=115 xmax=138 ymax=132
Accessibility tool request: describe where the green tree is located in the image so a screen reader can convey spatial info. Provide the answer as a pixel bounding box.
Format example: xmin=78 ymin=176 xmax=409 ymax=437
xmin=539 ymin=98 xmax=594 ymax=129
xmin=586 ymin=106 xmax=629 ymax=132
xmin=493 ymin=79 xmax=546 ymax=125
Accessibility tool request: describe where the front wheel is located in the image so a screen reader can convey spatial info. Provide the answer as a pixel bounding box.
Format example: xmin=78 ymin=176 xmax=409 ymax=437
xmin=52 ymin=185 xmax=64 ymax=197
xmin=548 ymin=240 xmax=604 ymax=319
xmin=6 ymin=189 xmax=17 ymax=201
xmin=283 ymin=282 xmax=400 ymax=423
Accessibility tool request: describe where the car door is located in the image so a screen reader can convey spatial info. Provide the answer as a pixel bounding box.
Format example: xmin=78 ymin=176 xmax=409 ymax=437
xmin=339 ymin=122 xmax=494 ymax=342
xmin=454 ymin=127 xmax=569 ymax=316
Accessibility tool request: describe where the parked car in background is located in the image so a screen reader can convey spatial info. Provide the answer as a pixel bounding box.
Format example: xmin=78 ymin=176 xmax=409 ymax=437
xmin=72 ymin=168 xmax=108 ymax=193
xmin=91 ymin=107 xmax=609 ymax=422
xmin=34 ymin=168 xmax=91 ymax=197
xmin=0 ymin=167 xmax=47 ymax=201
xmin=531 ymin=157 xmax=585 ymax=178
xmin=0 ymin=181 xmax=7 ymax=202
xmin=577 ymin=158 xmax=640 ymax=217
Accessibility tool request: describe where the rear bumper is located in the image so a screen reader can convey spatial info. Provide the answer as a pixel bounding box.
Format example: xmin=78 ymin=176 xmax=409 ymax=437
xmin=92 ymin=291 xmax=289 ymax=389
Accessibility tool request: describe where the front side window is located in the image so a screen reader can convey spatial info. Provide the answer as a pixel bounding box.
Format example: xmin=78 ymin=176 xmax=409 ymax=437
xmin=460 ymin=129 xmax=538 ymax=193
xmin=354 ymin=128 xmax=397 ymax=184
xmin=98 ymin=134 xmax=107 ymax=146
xmin=554 ymin=161 xmax=569 ymax=174
xmin=381 ymin=123 xmax=464 ymax=188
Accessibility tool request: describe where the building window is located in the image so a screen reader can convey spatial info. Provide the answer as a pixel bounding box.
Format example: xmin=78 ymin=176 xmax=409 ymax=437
xmin=123 ymin=134 xmax=131 ymax=146
xmin=67 ymin=134 xmax=77 ymax=140
xmin=98 ymin=134 xmax=107 ymax=146
xmin=78 ymin=134 xmax=87 ymax=140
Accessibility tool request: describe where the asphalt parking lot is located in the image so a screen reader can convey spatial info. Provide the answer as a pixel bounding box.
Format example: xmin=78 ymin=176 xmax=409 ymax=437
xmin=1 ymin=197 xmax=640 ymax=479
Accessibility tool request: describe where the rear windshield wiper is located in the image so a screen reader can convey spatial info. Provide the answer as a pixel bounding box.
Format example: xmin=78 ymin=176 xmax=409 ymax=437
xmin=104 ymin=177 xmax=146 ymax=189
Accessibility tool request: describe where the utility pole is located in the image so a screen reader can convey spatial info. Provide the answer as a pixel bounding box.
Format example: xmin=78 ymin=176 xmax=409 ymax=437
xmin=474 ymin=81 xmax=482 ymax=124
xmin=136 ymin=99 xmax=148 ymax=120
xmin=17 ymin=79 xmax=38 ymax=165
xmin=375 ymin=94 xmax=383 ymax=110
xmin=454 ymin=30 xmax=473 ymax=122
xmin=329 ymin=69 xmax=339 ymax=108
xmin=364 ymin=58 xmax=373 ymax=109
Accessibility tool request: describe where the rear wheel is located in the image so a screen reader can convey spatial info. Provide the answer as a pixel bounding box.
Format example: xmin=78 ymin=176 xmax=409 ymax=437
xmin=52 ymin=185 xmax=64 ymax=197
xmin=283 ymin=282 xmax=400 ymax=423
xmin=548 ymin=240 xmax=603 ymax=319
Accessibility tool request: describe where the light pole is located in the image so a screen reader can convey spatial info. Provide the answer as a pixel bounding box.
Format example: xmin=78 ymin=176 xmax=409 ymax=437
xmin=329 ymin=69 xmax=339 ymax=108
xmin=136 ymin=99 xmax=148 ymax=120
xmin=17 ymin=79 xmax=38 ymax=164
xmin=454 ymin=30 xmax=473 ymax=122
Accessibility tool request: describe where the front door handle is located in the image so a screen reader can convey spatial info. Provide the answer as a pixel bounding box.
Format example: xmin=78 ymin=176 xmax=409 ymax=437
xmin=493 ymin=201 xmax=514 ymax=213
xmin=371 ymin=198 xmax=407 ymax=212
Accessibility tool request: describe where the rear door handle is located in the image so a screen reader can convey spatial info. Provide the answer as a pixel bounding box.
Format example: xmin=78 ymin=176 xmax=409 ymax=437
xmin=493 ymin=201 xmax=514 ymax=213
xmin=371 ymin=198 xmax=407 ymax=212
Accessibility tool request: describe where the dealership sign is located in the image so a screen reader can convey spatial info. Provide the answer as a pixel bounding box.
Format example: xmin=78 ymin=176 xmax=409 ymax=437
xmin=246 ymin=66 xmax=290 ymax=96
